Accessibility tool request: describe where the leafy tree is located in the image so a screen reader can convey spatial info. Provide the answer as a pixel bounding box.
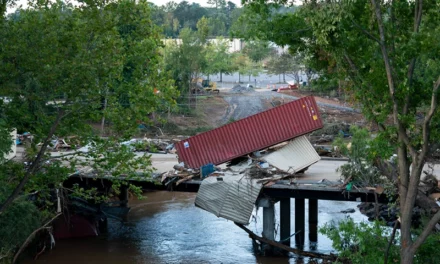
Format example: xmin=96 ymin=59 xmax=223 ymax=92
xmin=208 ymin=0 xmax=226 ymax=10
xmin=321 ymin=218 xmax=440 ymax=264
xmin=243 ymin=0 xmax=440 ymax=263
xmin=0 ymin=0 xmax=176 ymax=259
xmin=0 ymin=121 xmax=13 ymax=161
xmin=173 ymin=1 xmax=208 ymax=32
xmin=207 ymin=0 xmax=227 ymax=36
xmin=0 ymin=0 xmax=14 ymax=17
xmin=207 ymin=16 xmax=226 ymax=36
xmin=266 ymin=52 xmax=304 ymax=84
xmin=232 ymin=2 xmax=337 ymax=92
xmin=227 ymin=1 xmax=236 ymax=11
xmin=231 ymin=52 xmax=261 ymax=83
xmin=149 ymin=1 xmax=242 ymax=37
xmin=243 ymin=40 xmax=273 ymax=62
xmin=163 ymin=26 xmax=207 ymax=96
xmin=196 ymin=16 xmax=209 ymax=43
xmin=204 ymin=37 xmax=231 ymax=82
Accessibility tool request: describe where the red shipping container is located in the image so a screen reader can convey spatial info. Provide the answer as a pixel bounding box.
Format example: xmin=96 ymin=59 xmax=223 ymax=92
xmin=175 ymin=96 xmax=323 ymax=168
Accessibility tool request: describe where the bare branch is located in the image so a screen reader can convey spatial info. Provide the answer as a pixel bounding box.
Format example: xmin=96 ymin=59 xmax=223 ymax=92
xmin=399 ymin=130 xmax=417 ymax=156
xmin=350 ymin=18 xmax=380 ymax=43
xmin=343 ymin=52 xmax=386 ymax=130
xmin=41 ymin=150 xmax=88 ymax=163
xmin=234 ymin=222 xmax=341 ymax=261
xmin=414 ymin=0 xmax=423 ymax=32
xmin=12 ymin=213 xmax=62 ymax=264
xmin=0 ymin=109 xmax=65 ymax=214
xmin=404 ymin=0 xmax=423 ymax=115
xmin=412 ymin=209 xmax=440 ymax=251
xmin=384 ymin=220 xmax=399 ymax=264
xmin=419 ymin=76 xmax=440 ymax=164
xmin=370 ymin=0 xmax=398 ymax=121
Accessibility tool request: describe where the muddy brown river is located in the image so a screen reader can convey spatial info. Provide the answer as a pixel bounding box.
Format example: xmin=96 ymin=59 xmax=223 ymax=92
xmin=27 ymin=191 xmax=366 ymax=264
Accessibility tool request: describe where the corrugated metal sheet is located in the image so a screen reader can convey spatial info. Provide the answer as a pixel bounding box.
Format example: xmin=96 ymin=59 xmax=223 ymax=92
xmin=176 ymin=96 xmax=323 ymax=168
xmin=263 ymin=136 xmax=321 ymax=173
xmin=195 ymin=172 xmax=262 ymax=225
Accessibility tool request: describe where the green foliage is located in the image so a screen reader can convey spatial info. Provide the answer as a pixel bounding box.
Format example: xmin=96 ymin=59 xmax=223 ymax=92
xmin=334 ymin=126 xmax=393 ymax=187
xmin=0 ymin=0 xmax=177 ymax=257
xmin=149 ymin=0 xmax=238 ymax=37
xmin=321 ymin=218 xmax=440 ymax=264
xmin=204 ymin=37 xmax=232 ymax=78
xmin=320 ymin=219 xmax=400 ymax=264
xmin=0 ymin=122 xmax=13 ymax=163
xmin=233 ymin=2 xmax=339 ymax=93
xmin=242 ymin=40 xmax=273 ymax=62
xmin=414 ymin=232 xmax=440 ymax=264
xmin=242 ymin=0 xmax=440 ymax=262
xmin=231 ymin=52 xmax=262 ymax=83
xmin=163 ymin=24 xmax=208 ymax=94
xmin=266 ymin=52 xmax=303 ymax=83
xmin=70 ymin=184 xmax=109 ymax=203
xmin=0 ymin=199 xmax=42 ymax=263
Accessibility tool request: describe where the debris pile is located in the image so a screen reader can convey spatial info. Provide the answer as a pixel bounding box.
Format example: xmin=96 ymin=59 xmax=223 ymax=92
xmin=309 ymin=123 xmax=351 ymax=144
xmin=167 ymin=111 xmax=325 ymax=224
xmin=160 ymin=135 xmax=321 ymax=188
xmin=230 ymin=84 xmax=255 ymax=93
xmin=45 ymin=137 xmax=178 ymax=154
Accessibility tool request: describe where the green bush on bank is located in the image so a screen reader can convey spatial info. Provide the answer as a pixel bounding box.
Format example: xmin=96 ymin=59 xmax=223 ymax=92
xmin=321 ymin=218 xmax=440 ymax=264
xmin=0 ymin=199 xmax=42 ymax=263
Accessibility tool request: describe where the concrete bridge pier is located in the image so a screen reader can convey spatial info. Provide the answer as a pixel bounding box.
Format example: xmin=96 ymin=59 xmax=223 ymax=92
xmin=278 ymin=198 xmax=319 ymax=249
xmin=119 ymin=184 xmax=129 ymax=208
xmin=309 ymin=199 xmax=318 ymax=248
xmin=258 ymin=198 xmax=275 ymax=255
xmin=295 ymin=198 xmax=305 ymax=247
xmin=279 ymin=198 xmax=291 ymax=247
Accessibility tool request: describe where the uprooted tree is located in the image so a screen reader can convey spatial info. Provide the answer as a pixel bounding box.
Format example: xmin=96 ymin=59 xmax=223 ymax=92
xmin=0 ymin=0 xmax=177 ymax=261
xmin=242 ymin=0 xmax=440 ymax=263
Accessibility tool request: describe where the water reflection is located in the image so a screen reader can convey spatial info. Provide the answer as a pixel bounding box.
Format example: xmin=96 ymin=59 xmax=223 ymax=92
xmin=28 ymin=191 xmax=366 ymax=264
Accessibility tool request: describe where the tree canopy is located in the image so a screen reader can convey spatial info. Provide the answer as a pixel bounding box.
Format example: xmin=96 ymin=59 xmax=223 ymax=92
xmin=241 ymin=0 xmax=440 ymax=263
xmin=149 ymin=0 xmax=241 ymax=37
xmin=0 ymin=0 xmax=177 ymax=260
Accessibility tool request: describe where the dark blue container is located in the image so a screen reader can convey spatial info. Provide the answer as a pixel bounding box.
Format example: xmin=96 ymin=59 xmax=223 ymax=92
xmin=200 ymin=163 xmax=215 ymax=178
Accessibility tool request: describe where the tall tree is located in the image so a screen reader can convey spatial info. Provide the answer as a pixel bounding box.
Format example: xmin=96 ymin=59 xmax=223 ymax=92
xmin=232 ymin=52 xmax=260 ymax=83
xmin=208 ymin=0 xmax=226 ymax=10
xmin=0 ymin=0 xmax=14 ymax=17
xmin=243 ymin=40 xmax=273 ymax=62
xmin=163 ymin=25 xmax=207 ymax=97
xmin=243 ymin=0 xmax=440 ymax=263
xmin=204 ymin=37 xmax=232 ymax=82
xmin=266 ymin=52 xmax=303 ymax=83
xmin=0 ymin=0 xmax=176 ymax=216
xmin=173 ymin=1 xmax=208 ymax=32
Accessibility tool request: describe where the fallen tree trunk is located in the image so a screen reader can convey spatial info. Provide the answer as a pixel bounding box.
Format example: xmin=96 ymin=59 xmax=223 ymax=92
xmin=375 ymin=159 xmax=440 ymax=214
xmin=416 ymin=189 xmax=440 ymax=214
xmin=234 ymin=223 xmax=348 ymax=263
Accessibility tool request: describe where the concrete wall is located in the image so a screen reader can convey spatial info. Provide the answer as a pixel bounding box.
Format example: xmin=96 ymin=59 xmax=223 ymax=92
xmin=162 ymin=38 xmax=246 ymax=53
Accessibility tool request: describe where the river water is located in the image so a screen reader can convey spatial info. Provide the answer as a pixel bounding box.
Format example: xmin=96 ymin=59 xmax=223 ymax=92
xmin=27 ymin=191 xmax=367 ymax=264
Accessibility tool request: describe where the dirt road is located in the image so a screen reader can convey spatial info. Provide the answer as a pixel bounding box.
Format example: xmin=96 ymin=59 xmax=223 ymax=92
xmin=221 ymin=90 xmax=356 ymax=123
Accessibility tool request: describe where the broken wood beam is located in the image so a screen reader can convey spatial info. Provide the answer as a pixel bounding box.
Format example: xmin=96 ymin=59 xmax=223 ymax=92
xmin=234 ymin=223 xmax=343 ymax=262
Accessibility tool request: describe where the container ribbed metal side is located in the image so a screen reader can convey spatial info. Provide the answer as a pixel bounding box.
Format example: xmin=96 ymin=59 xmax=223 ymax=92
xmin=176 ymin=96 xmax=323 ymax=168
xmin=263 ymin=136 xmax=321 ymax=173
xmin=195 ymin=174 xmax=262 ymax=225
